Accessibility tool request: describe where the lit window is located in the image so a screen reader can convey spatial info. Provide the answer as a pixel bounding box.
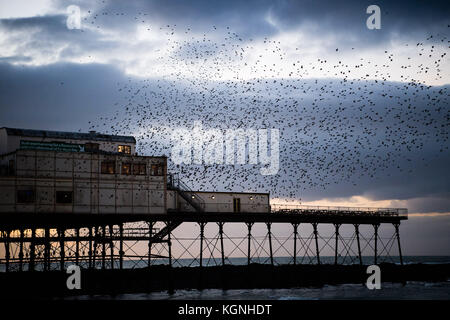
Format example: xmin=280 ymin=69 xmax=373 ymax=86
xmin=56 ymin=191 xmax=72 ymax=204
xmin=101 ymin=161 xmax=115 ymax=174
xmin=122 ymin=163 xmax=132 ymax=175
xmin=118 ymin=145 xmax=131 ymax=154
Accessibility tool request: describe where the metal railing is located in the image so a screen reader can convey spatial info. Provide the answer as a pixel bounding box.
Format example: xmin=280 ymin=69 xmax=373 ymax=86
xmin=270 ymin=204 xmax=408 ymax=217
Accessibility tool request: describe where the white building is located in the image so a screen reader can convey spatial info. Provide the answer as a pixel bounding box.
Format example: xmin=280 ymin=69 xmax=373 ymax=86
xmin=0 ymin=127 xmax=270 ymax=215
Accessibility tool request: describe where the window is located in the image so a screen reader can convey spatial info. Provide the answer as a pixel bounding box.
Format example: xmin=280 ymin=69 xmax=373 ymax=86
xmin=133 ymin=163 xmax=146 ymax=175
xmin=122 ymin=163 xmax=132 ymax=175
xmin=85 ymin=143 xmax=99 ymax=152
xmin=17 ymin=190 xmax=34 ymax=203
xmin=101 ymin=161 xmax=115 ymax=174
xmin=150 ymin=164 xmax=164 ymax=176
xmin=118 ymin=145 xmax=131 ymax=154
xmin=56 ymin=191 xmax=73 ymax=204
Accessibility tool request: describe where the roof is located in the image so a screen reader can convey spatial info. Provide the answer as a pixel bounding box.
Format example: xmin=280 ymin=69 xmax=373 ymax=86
xmin=1 ymin=127 xmax=136 ymax=144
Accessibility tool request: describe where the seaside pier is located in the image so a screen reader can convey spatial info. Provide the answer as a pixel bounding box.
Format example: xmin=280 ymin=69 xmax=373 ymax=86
xmin=0 ymin=127 xmax=408 ymax=274
xmin=0 ymin=205 xmax=408 ymax=272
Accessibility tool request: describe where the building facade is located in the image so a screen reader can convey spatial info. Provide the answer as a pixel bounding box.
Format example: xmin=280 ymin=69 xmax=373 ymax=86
xmin=0 ymin=127 xmax=270 ymax=215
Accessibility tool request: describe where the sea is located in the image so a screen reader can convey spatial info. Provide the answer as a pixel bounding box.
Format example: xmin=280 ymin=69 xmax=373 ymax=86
xmin=61 ymin=256 xmax=450 ymax=300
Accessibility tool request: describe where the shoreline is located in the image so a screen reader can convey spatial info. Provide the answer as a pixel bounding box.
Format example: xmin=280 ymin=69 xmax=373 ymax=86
xmin=1 ymin=263 xmax=449 ymax=299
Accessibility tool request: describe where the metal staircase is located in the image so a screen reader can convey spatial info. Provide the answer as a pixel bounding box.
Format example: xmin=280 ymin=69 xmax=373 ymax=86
xmin=151 ymin=174 xmax=205 ymax=242
xmin=167 ymin=174 xmax=205 ymax=213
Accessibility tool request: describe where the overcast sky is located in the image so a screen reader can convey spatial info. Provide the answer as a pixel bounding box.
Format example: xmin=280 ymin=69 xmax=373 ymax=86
xmin=0 ymin=0 xmax=449 ymax=255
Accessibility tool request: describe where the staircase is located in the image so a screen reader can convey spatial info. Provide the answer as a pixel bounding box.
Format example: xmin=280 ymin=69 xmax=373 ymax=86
xmin=151 ymin=175 xmax=205 ymax=241
xmin=167 ymin=174 xmax=205 ymax=213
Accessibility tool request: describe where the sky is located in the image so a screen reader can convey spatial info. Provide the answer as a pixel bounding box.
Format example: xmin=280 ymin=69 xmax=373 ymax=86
xmin=0 ymin=0 xmax=449 ymax=256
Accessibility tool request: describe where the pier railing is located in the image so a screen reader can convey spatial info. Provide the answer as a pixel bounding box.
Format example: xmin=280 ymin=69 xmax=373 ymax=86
xmin=270 ymin=204 xmax=408 ymax=218
xmin=174 ymin=202 xmax=407 ymax=218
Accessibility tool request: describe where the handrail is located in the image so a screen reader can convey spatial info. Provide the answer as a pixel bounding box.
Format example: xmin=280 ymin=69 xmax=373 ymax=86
xmin=271 ymin=204 xmax=408 ymax=217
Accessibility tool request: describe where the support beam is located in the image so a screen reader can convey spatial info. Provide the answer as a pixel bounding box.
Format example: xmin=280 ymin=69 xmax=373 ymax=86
xmin=109 ymin=225 xmax=114 ymax=270
xmin=246 ymin=223 xmax=253 ymax=265
xmin=148 ymin=222 xmax=153 ymax=268
xmin=29 ymin=228 xmax=35 ymax=272
xmin=313 ymin=223 xmax=320 ymax=265
xmin=4 ymin=230 xmax=10 ymax=272
xmin=293 ymin=223 xmax=299 ymax=265
xmin=355 ymin=224 xmax=363 ymax=265
xmin=19 ymin=229 xmax=24 ymax=272
xmin=101 ymin=225 xmax=106 ymax=270
xmin=267 ymin=223 xmax=273 ymax=266
xmin=167 ymin=222 xmax=172 ymax=268
xmin=394 ymin=223 xmax=403 ymax=266
xmin=59 ymin=228 xmax=65 ymax=271
xmin=75 ymin=228 xmax=80 ymax=265
xmin=119 ymin=223 xmax=124 ymax=270
xmin=44 ymin=227 xmax=50 ymax=271
xmin=334 ymin=223 xmax=340 ymax=265
xmin=199 ymin=222 xmax=205 ymax=267
xmin=218 ymin=222 xmax=225 ymax=266
xmin=374 ymin=224 xmax=379 ymax=265
xmin=89 ymin=227 xmax=93 ymax=269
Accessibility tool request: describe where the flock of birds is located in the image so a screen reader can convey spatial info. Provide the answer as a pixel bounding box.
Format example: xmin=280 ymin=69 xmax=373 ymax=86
xmin=81 ymin=7 xmax=449 ymax=200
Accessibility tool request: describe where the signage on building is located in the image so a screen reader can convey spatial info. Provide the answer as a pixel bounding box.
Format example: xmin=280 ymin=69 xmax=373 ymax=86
xmin=20 ymin=140 xmax=85 ymax=152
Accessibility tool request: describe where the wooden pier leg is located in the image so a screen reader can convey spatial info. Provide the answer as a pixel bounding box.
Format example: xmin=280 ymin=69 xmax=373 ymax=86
xmin=334 ymin=223 xmax=340 ymax=265
xmin=119 ymin=223 xmax=124 ymax=270
xmin=313 ymin=223 xmax=320 ymax=265
xmin=29 ymin=228 xmax=36 ymax=272
xmin=374 ymin=224 xmax=379 ymax=265
xmin=395 ymin=223 xmax=403 ymax=266
xmin=247 ymin=223 xmax=253 ymax=266
xmin=59 ymin=228 xmax=65 ymax=271
xmin=218 ymin=222 xmax=225 ymax=266
xmin=293 ymin=223 xmax=299 ymax=265
xmin=267 ymin=223 xmax=273 ymax=266
xmin=19 ymin=229 xmax=24 ymax=272
xmin=109 ymin=225 xmax=114 ymax=270
xmin=355 ymin=224 xmax=363 ymax=265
